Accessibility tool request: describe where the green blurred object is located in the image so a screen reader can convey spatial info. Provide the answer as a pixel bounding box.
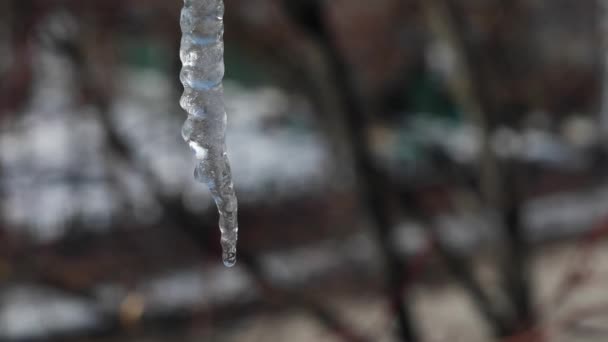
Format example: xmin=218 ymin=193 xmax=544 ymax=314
xmin=408 ymin=71 xmax=460 ymax=121
xmin=224 ymin=44 xmax=273 ymax=86
xmin=122 ymin=38 xmax=171 ymax=71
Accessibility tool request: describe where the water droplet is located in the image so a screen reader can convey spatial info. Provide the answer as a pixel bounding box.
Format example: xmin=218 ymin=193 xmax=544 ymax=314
xmin=223 ymin=251 xmax=237 ymax=267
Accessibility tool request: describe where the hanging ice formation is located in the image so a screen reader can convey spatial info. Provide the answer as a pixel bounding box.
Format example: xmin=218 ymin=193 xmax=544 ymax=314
xmin=179 ymin=0 xmax=239 ymax=267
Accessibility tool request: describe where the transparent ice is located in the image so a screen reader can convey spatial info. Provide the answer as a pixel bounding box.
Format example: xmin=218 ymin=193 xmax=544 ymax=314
xmin=179 ymin=0 xmax=238 ymax=267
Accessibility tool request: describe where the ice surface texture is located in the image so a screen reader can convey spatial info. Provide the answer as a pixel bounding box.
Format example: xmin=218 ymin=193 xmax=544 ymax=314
xmin=179 ymin=0 xmax=238 ymax=267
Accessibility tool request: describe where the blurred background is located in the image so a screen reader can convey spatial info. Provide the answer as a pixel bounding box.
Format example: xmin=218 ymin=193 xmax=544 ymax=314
xmin=2 ymin=0 xmax=608 ymax=341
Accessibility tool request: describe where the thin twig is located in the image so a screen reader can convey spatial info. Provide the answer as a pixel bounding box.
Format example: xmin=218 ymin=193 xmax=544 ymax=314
xmin=282 ymin=1 xmax=418 ymax=340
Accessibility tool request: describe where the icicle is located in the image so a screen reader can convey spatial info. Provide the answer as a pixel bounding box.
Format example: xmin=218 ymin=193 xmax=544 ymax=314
xmin=179 ymin=0 xmax=239 ymax=267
